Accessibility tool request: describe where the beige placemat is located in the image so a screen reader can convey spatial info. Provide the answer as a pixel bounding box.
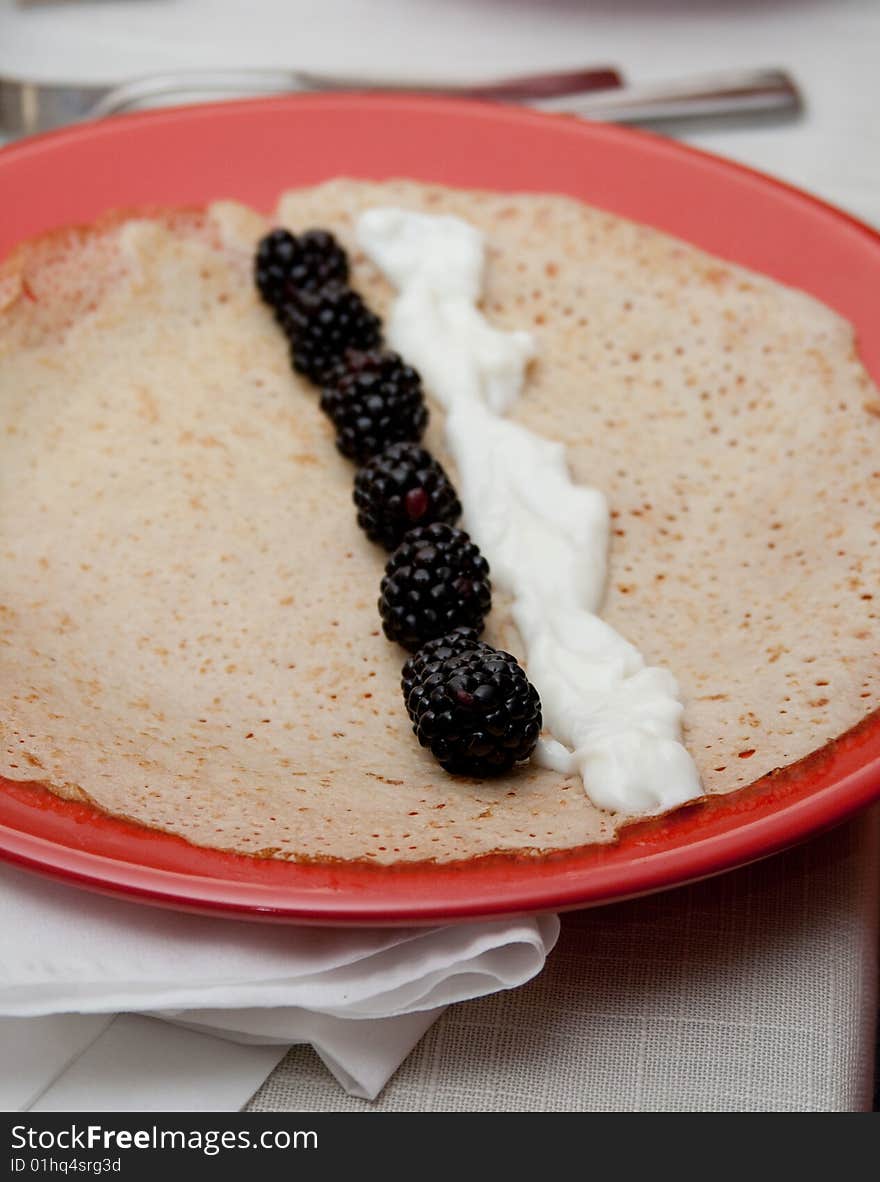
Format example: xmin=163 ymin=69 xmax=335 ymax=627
xmin=247 ymin=808 xmax=879 ymax=1111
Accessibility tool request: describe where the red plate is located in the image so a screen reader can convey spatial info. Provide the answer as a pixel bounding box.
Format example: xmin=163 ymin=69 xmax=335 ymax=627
xmin=2 ymin=95 xmax=880 ymax=923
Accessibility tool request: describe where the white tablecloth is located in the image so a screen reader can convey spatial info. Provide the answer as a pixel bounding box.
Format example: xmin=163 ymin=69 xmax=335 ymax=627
xmin=1 ymin=0 xmax=879 ymax=1111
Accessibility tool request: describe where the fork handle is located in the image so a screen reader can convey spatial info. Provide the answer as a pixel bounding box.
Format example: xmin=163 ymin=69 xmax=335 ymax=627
xmin=539 ymin=67 xmax=801 ymax=123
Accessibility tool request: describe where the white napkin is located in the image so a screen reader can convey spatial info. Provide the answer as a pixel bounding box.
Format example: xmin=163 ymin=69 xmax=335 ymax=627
xmin=0 ymin=863 xmax=558 ymax=1109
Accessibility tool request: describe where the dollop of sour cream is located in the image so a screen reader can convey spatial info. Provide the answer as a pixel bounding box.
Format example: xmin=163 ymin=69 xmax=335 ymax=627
xmin=357 ymin=207 xmax=703 ymax=815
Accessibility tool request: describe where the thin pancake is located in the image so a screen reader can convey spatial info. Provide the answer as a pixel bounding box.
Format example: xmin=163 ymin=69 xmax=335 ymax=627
xmin=1 ymin=180 xmax=878 ymax=863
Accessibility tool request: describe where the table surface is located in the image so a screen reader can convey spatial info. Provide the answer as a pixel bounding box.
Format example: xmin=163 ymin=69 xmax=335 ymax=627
xmin=2 ymin=0 xmax=879 ymax=1111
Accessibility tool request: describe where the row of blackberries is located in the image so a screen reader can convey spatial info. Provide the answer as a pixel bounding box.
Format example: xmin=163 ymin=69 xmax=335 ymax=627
xmin=255 ymin=226 xmax=541 ymax=775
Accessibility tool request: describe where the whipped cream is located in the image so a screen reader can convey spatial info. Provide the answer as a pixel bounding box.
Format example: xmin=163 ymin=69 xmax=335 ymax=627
xmin=357 ymin=207 xmax=703 ymax=815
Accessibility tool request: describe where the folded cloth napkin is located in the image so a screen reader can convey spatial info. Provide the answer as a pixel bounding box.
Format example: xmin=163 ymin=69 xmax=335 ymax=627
xmin=0 ymin=863 xmax=559 ymax=1109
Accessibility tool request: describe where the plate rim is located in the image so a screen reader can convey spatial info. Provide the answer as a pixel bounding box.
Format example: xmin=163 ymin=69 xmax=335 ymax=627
xmin=2 ymin=92 xmax=880 ymax=923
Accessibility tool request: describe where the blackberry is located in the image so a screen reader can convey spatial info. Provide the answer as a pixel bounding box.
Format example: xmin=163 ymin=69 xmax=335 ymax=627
xmin=401 ymin=628 xmax=490 ymax=714
xmin=321 ymin=350 xmax=428 ymax=463
xmin=379 ymin=523 xmax=491 ymax=650
xmin=405 ymin=645 xmax=542 ymax=776
xmin=254 ymin=227 xmax=349 ymax=308
xmin=354 ymin=442 xmax=461 ymax=549
xmin=280 ymin=283 xmax=382 ymax=384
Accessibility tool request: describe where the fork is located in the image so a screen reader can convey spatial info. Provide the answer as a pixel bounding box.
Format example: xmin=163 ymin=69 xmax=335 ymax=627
xmin=0 ymin=65 xmax=801 ymax=139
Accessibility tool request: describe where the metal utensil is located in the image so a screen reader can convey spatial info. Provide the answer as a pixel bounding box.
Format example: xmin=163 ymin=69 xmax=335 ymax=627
xmin=0 ymin=65 xmax=623 ymax=138
xmin=0 ymin=65 xmax=801 ymax=140
xmin=543 ymin=67 xmax=801 ymax=125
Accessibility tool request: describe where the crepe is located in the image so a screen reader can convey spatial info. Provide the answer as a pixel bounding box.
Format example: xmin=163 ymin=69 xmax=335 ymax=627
xmin=1 ymin=181 xmax=878 ymax=864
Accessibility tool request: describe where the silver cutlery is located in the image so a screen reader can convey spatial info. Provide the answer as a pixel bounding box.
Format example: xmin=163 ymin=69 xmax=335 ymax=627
xmin=0 ymin=65 xmax=800 ymax=140
xmin=1 ymin=65 xmax=622 ymax=138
